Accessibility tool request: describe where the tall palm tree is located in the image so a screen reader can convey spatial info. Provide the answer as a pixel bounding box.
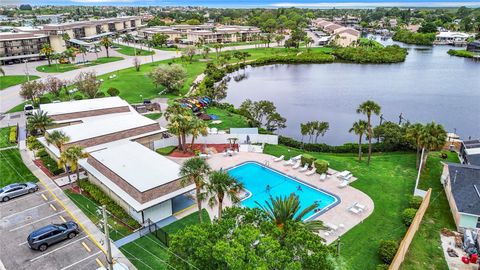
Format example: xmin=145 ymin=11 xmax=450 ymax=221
xmin=418 ymin=122 xmax=447 ymax=171
xmin=189 ymin=117 xmax=208 ymax=150
xmin=45 ymin=130 xmax=70 ymax=151
xmin=405 ymin=123 xmax=424 ymax=169
xmin=206 ymin=171 xmax=243 ymax=220
xmin=93 ymin=43 xmax=100 ymax=60
xmin=78 ymin=45 xmax=87 ymax=64
xmin=179 ymin=157 xmax=211 ymax=223
xmin=27 ymin=110 xmax=52 ymax=135
xmin=256 ymin=194 xmax=327 ymax=233
xmin=165 ymin=104 xmax=192 ymax=152
xmin=100 ymin=37 xmax=112 ymax=58
xmin=349 ymin=120 xmax=368 ymax=161
xmin=64 ymin=145 xmax=88 ymax=181
xmin=356 ymin=100 xmax=381 ymax=165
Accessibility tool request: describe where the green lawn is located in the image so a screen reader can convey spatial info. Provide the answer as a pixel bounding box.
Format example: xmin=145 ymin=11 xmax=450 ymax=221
xmin=0 ymin=127 xmax=16 ymax=148
xmin=120 ymin=209 xmax=210 ymax=270
xmin=263 ymin=144 xmax=450 ymax=269
xmin=206 ymin=107 xmax=249 ymax=130
xmin=36 ymin=57 xmax=124 ymax=73
xmin=64 ymin=190 xmax=131 ymax=241
xmin=400 ymin=152 xmax=458 ymax=270
xmin=156 ymin=146 xmax=176 ymax=156
xmin=114 ymin=43 xmax=155 ymax=56
xmin=0 ymin=75 xmax=40 ymax=90
xmin=0 ymin=148 xmax=37 ymax=186
xmin=144 ymin=112 xmax=162 ymax=120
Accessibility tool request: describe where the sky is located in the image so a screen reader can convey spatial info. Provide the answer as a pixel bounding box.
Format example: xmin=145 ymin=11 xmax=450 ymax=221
xmin=4 ymin=0 xmax=480 ymax=7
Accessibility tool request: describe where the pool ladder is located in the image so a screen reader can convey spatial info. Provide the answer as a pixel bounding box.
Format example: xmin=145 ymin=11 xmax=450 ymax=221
xmin=264 ymin=160 xmax=270 ymax=167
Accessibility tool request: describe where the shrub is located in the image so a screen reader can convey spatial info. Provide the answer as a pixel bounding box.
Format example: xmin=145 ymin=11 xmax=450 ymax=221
xmin=156 ymin=146 xmax=176 ymax=156
xmin=333 ymin=45 xmax=407 ymax=63
xmin=95 ymin=92 xmax=106 ymax=98
xmin=314 ymin=159 xmax=329 ymax=174
xmin=376 ymin=264 xmax=390 ymax=270
xmin=107 ymin=87 xmax=120 ymax=96
xmin=392 ymin=29 xmax=435 ymax=45
xmin=409 ymin=196 xmax=423 ymax=209
xmin=38 ymin=96 xmax=52 ymax=104
xmin=378 ymin=240 xmax=398 ymax=264
xmin=301 ymin=154 xmax=316 ymax=167
xmin=39 ymin=152 xmax=64 ymax=175
xmin=9 ymin=126 xmax=17 ymax=143
xmin=447 ymin=49 xmax=475 ymax=58
xmin=402 ymin=208 xmax=418 ymax=226
xmin=73 ymin=94 xmax=83 ymax=100
xmin=27 ymin=136 xmax=42 ymax=151
xmin=77 ymin=179 xmax=140 ymax=228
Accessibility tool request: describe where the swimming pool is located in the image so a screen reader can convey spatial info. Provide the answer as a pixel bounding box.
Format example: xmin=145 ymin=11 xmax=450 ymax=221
xmin=227 ymin=161 xmax=340 ymax=221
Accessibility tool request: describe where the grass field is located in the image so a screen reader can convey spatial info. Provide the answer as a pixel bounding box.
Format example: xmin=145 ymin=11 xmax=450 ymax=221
xmin=206 ymin=107 xmax=249 ymax=130
xmin=35 ymin=57 xmax=124 ymax=73
xmin=0 ymin=148 xmax=37 ymax=186
xmin=0 ymin=75 xmax=40 ymax=90
xmin=144 ymin=113 xmax=162 ymax=120
xmin=263 ymin=144 xmax=452 ymax=269
xmin=0 ymin=127 xmax=16 ymax=148
xmin=114 ymin=43 xmax=155 ymax=56
xmin=120 ymin=209 xmax=210 ymax=270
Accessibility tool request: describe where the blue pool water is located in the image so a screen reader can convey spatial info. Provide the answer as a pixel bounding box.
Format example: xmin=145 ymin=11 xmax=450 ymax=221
xmin=227 ymin=162 xmax=339 ymax=220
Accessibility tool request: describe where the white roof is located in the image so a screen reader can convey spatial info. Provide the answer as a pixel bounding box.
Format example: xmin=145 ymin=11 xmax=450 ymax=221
xmin=90 ymin=142 xmax=181 ymax=192
xmin=40 ymin=97 xmax=130 ymax=116
xmin=47 ymin=113 xmax=161 ymax=143
xmin=436 ymin=32 xmax=470 ymax=38
xmin=466 ymin=148 xmax=480 ymax=155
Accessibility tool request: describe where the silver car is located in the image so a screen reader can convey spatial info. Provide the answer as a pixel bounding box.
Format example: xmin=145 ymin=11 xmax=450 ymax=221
xmin=0 ymin=182 xmax=39 ymax=202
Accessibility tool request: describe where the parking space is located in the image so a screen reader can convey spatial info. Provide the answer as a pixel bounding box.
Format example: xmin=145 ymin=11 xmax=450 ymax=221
xmin=0 ymin=185 xmax=107 ymax=270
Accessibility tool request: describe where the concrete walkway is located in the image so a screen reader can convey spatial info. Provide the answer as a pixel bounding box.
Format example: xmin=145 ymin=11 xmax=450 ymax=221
xmin=18 ymin=148 xmax=135 ymax=269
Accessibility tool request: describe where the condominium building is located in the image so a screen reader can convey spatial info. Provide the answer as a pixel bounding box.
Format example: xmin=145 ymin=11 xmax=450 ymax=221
xmin=0 ymin=31 xmax=49 ymax=63
xmin=312 ymin=19 xmax=360 ymax=47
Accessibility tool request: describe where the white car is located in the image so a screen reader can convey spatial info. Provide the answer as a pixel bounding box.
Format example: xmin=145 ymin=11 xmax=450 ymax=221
xmin=24 ymin=104 xmax=35 ymax=115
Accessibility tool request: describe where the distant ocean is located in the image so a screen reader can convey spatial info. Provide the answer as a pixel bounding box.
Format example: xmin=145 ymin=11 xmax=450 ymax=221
xmin=19 ymin=0 xmax=480 ymax=8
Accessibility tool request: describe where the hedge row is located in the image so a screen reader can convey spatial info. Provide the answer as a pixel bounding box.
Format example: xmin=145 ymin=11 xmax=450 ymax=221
xmin=447 ymin=49 xmax=476 ymax=58
xmin=392 ymin=29 xmax=436 ymax=46
xmin=37 ymin=149 xmax=64 ymax=175
xmin=9 ymin=126 xmax=17 ymax=143
xmin=77 ymin=179 xmax=140 ymax=229
xmin=279 ymin=136 xmax=414 ymax=153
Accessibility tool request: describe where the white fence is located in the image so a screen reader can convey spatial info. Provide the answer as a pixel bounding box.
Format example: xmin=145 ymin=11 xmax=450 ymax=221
xmin=153 ymin=133 xmax=278 ymax=150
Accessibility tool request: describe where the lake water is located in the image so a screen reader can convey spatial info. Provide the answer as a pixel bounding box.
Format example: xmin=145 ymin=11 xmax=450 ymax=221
xmin=225 ymin=38 xmax=480 ymax=145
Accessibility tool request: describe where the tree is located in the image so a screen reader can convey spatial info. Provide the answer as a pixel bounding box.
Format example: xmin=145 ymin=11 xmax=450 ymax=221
xmin=27 ymin=110 xmax=52 ymax=135
xmin=419 ymin=21 xmax=438 ymax=33
xmin=265 ymin=112 xmax=287 ymax=132
xmin=256 ymin=193 xmax=326 ymax=233
xmin=275 ymin=34 xmax=284 ymax=46
xmin=40 ymin=44 xmax=54 ymax=66
xmin=406 ymin=123 xmax=424 ymax=169
xmin=418 ymin=122 xmax=447 ymax=171
xmin=0 ymin=67 xmax=4 ymax=76
xmin=152 ymin=33 xmax=168 ymax=47
xmin=213 ymin=43 xmax=224 ymax=59
xmin=189 ymin=117 xmax=208 ymax=149
xmin=44 ymin=76 xmax=64 ymax=98
xmin=107 ymin=87 xmax=120 ymax=96
xmin=201 ymin=46 xmax=211 ymax=59
xmin=63 ymin=145 xmax=88 ymax=182
xmin=357 ymin=100 xmax=381 ymax=165
xmin=45 ymin=130 xmax=70 ymax=151
xmin=93 ymin=43 xmax=101 ymax=59
xmin=206 ymin=171 xmax=243 ymax=220
xmin=20 ymin=80 xmax=44 ymax=102
xmin=238 ymin=99 xmax=286 ymax=131
xmin=100 ymin=37 xmax=112 ymax=58
xmin=182 ymin=46 xmax=196 ymax=63
xmin=349 ymin=120 xmax=368 ymax=161
xmin=75 ymin=71 xmax=101 ymax=99
xmin=149 ymin=64 xmax=187 ymax=93
xmin=304 ymin=36 xmax=314 ymax=48
xmin=205 ymin=78 xmax=228 ymax=101
xmin=164 ymin=103 xmax=192 ymax=151
xmin=313 ymin=121 xmax=329 ymax=143
xmin=78 ymin=45 xmax=87 ymax=64
xmin=179 ymin=157 xmax=211 ymax=223
xmin=133 ymin=57 xmax=141 ymax=72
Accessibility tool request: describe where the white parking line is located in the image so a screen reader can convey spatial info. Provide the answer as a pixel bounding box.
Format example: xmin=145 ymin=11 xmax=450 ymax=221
xmin=1 ymin=201 xmax=54 ymax=220
xmin=0 ymin=191 xmax=47 ymax=207
xmin=59 ymin=251 xmax=102 ymax=270
xmin=9 ymin=210 xmax=66 ymax=232
xmin=29 ymin=235 xmax=88 ymax=262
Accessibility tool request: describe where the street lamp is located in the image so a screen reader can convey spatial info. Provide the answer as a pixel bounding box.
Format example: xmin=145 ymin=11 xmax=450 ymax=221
xmin=23 ymin=59 xmax=30 ymax=82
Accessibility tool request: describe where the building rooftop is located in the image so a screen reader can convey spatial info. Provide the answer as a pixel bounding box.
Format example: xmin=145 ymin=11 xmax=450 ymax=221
xmin=447 ymin=163 xmax=480 ymax=216
xmin=40 ymin=96 xmax=129 ymax=116
xmin=436 ymin=32 xmax=470 ymax=38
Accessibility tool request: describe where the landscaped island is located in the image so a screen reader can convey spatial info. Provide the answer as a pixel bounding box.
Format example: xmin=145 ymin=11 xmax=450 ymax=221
xmin=392 ymin=29 xmax=436 ymax=46
xmin=447 ymin=49 xmax=477 ymax=58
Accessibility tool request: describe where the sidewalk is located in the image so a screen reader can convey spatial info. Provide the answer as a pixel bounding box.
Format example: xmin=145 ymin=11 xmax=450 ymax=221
xmin=19 ymin=148 xmax=136 ymax=270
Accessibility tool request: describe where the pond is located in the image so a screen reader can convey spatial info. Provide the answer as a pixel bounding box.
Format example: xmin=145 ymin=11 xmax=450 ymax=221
xmin=224 ymin=38 xmax=480 ymax=145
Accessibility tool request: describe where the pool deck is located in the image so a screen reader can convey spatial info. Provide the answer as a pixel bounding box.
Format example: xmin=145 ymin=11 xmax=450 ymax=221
xmin=168 ymin=152 xmax=374 ymax=245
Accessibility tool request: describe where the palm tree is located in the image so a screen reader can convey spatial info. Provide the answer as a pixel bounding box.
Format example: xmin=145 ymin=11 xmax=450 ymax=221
xmin=349 ymin=120 xmax=368 ymax=161
xmin=39 ymin=44 xmax=54 ymax=66
xmin=64 ymin=145 xmax=88 ymax=181
xmin=304 ymin=36 xmax=314 ymax=48
xmin=356 ymin=100 xmax=381 ymax=165
xmin=100 ymin=37 xmax=112 ymax=58
xmin=418 ymin=122 xmax=447 ymax=171
xmin=27 ymin=110 xmax=52 ymax=135
xmin=206 ymin=171 xmax=243 ymax=220
xmin=189 ymin=117 xmax=208 ymax=150
xmin=256 ymin=194 xmax=327 ymax=233
xmin=93 ymin=43 xmax=100 ymax=60
xmin=179 ymin=157 xmax=211 ymax=223
xmin=405 ymin=123 xmax=424 ymax=169
xmin=165 ymin=104 xmax=192 ymax=152
xmin=78 ymin=45 xmax=87 ymax=64
xmin=45 ymin=130 xmax=70 ymax=151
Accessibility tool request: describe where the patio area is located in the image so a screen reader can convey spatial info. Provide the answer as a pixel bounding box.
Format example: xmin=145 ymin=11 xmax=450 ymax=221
xmin=168 ymin=151 xmax=374 ymax=244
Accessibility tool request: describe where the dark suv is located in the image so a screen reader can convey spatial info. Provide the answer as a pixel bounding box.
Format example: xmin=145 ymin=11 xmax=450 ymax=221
xmin=27 ymin=222 xmax=80 ymax=251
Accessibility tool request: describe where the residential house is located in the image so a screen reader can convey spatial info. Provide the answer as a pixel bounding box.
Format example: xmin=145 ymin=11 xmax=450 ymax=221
xmin=467 ymin=40 xmax=480 ymax=53
xmin=435 ymin=32 xmax=471 ymax=46
xmin=459 ymin=140 xmax=480 ymax=166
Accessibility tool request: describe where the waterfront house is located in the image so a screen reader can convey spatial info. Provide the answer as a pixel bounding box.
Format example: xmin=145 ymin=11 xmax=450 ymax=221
xmin=435 ymin=32 xmax=471 ymax=46
xmin=460 ymin=140 xmax=480 ymax=166
xmin=441 ymin=163 xmax=480 ymax=231
xmin=467 ymin=40 xmax=480 ymax=53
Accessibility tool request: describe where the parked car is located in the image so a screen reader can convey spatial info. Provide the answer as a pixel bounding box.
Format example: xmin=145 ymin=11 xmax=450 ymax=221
xmin=24 ymin=104 xmax=35 ymax=115
xmin=0 ymin=182 xmax=38 ymax=202
xmin=27 ymin=222 xmax=80 ymax=251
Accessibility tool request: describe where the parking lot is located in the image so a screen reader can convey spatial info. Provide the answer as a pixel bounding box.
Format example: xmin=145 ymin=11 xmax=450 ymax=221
xmin=0 ymin=185 xmax=107 ymax=270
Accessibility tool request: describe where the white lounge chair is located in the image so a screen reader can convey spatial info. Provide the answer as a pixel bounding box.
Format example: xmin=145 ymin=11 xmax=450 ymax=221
xmin=292 ymin=155 xmax=302 ymax=161
xmin=284 ymin=158 xmax=295 ymax=166
xmin=319 ymin=173 xmax=327 ymax=181
xmin=338 ymin=180 xmax=349 ymax=188
xmin=199 ymin=153 xmax=211 ymax=159
xmin=348 ymin=207 xmax=361 ymax=214
xmin=354 ymin=203 xmax=366 ymax=211
xmin=306 ymin=167 xmax=316 ymax=176
xmin=337 ymin=170 xmax=351 ymax=178
xmin=299 ymin=163 xmax=309 ymax=172
xmin=325 ymin=223 xmax=338 ymax=231
xmin=292 ymin=160 xmax=301 ymax=169
xmin=273 ymin=155 xmax=284 ymax=162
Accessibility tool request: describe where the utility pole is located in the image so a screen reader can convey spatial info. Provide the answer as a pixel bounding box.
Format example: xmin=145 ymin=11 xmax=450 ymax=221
xmin=24 ymin=59 xmax=30 ymax=82
xmin=398 ymin=112 xmax=403 ymax=125
xmin=102 ymin=205 xmax=114 ymax=270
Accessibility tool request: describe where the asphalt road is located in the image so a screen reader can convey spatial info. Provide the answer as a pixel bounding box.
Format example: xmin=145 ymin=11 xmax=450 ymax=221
xmin=0 ymin=186 xmax=107 ymax=270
